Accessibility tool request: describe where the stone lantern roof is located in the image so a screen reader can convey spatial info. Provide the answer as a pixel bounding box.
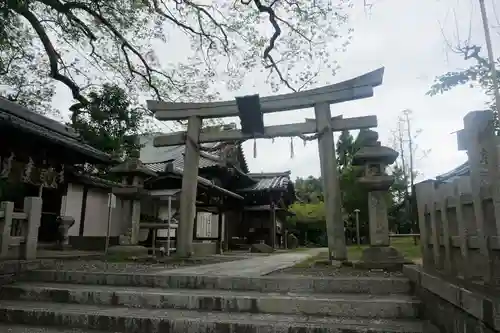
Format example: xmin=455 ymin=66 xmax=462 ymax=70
xmin=352 ymin=145 xmax=398 ymax=166
xmin=109 ymin=157 xmax=157 ymax=178
xmin=352 ymin=129 xmax=398 ymax=166
xmin=352 ymin=129 xmax=398 ymax=191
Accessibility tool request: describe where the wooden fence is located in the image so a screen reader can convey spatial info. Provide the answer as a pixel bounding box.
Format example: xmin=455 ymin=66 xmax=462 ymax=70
xmin=0 ymin=197 xmax=42 ymax=260
xmin=415 ymin=110 xmax=500 ymax=287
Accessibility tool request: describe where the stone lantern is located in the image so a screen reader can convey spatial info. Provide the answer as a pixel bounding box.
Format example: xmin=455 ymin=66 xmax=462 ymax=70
xmin=109 ymin=156 xmax=156 ymax=256
xmin=352 ymin=129 xmax=410 ymax=270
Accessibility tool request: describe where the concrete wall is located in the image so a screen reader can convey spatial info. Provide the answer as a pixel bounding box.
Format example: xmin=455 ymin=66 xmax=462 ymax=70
xmin=83 ymin=188 xmax=111 ymax=237
xmin=64 ymin=183 xmax=127 ymax=250
xmin=192 ymin=241 xmax=217 ymax=255
xmin=61 ymin=183 xmax=84 ymax=237
xmin=63 ymin=184 xmax=220 ymax=251
xmin=155 ymin=240 xmax=216 ymax=255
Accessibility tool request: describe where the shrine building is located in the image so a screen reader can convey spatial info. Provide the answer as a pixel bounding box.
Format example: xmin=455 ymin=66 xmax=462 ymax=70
xmin=0 ymin=98 xmax=296 ymax=259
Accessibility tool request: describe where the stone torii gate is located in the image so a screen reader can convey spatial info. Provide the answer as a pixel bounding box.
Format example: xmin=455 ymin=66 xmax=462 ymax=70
xmin=148 ymin=67 xmax=385 ymax=259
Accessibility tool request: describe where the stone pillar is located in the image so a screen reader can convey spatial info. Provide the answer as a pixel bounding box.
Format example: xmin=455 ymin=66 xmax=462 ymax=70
xmin=367 ymin=191 xmax=390 ymax=246
xmin=352 ymin=130 xmax=410 ymax=270
xmin=23 ymin=196 xmax=42 ymax=260
xmin=0 ymin=201 xmax=14 ymax=258
xmin=459 ymin=110 xmax=500 ymax=284
xmin=223 ymin=212 xmax=230 ymax=252
xmin=270 ymin=202 xmax=276 ymax=248
xmin=130 ymin=199 xmax=141 ymax=245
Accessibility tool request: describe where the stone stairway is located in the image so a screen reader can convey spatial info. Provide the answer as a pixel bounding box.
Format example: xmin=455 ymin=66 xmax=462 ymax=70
xmin=0 ymin=269 xmax=438 ymax=333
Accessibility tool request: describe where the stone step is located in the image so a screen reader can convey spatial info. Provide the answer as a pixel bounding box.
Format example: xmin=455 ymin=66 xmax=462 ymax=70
xmin=0 ymin=323 xmax=113 ymax=333
xmin=26 ymin=270 xmax=411 ymax=294
xmin=1 ymin=282 xmax=421 ymax=319
xmin=0 ymin=300 xmax=437 ymax=333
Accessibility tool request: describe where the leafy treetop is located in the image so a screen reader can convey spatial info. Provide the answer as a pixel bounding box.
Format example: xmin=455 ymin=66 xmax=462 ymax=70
xmin=1 ymin=0 xmax=354 ymax=115
xmin=70 ymin=84 xmax=144 ymax=161
xmin=428 ymin=44 xmax=499 ymax=121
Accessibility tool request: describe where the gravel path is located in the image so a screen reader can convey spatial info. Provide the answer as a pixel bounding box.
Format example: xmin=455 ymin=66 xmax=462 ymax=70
xmin=160 ymin=249 xmax=325 ymax=276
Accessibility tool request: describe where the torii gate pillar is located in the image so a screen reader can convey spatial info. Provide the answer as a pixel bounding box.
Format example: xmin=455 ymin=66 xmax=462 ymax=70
xmin=315 ymin=103 xmax=347 ymax=260
xmin=177 ymin=115 xmax=203 ymax=257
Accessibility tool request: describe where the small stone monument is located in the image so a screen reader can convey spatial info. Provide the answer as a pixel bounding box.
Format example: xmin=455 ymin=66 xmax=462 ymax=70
xmin=56 ymin=216 xmax=75 ymax=250
xmin=352 ymin=129 xmax=411 ymax=270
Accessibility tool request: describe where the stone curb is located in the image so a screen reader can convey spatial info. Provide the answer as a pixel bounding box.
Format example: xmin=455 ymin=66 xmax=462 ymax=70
xmin=26 ymin=270 xmax=412 ymax=294
xmin=0 ymin=300 xmax=431 ymax=333
xmin=1 ymin=283 xmax=421 ymax=319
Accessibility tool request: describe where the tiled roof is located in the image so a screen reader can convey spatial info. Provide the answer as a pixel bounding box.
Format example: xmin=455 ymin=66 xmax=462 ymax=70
xmin=0 ymin=98 xmax=112 ymax=164
xmin=237 ymin=172 xmax=292 ymax=192
xmin=69 ymin=171 xmax=125 ymax=189
xmin=435 ymin=161 xmax=469 ymax=183
xmin=139 ymin=135 xmax=245 ymax=173
xmin=160 ymin=163 xmax=243 ymax=200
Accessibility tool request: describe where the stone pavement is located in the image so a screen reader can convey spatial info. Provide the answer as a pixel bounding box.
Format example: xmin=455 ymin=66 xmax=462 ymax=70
xmin=159 ymin=248 xmax=326 ymax=276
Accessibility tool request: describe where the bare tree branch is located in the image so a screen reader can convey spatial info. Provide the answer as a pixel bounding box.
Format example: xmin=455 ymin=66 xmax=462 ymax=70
xmin=248 ymin=0 xmax=296 ymax=92
xmin=13 ymin=3 xmax=87 ymax=106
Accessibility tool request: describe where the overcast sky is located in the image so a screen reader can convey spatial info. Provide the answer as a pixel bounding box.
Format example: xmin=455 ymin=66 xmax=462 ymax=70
xmin=52 ymin=0 xmax=499 ymax=182
xmin=238 ymin=0 xmax=497 ymax=181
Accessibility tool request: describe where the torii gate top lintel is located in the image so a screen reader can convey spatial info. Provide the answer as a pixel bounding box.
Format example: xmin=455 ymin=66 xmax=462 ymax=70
xmin=147 ymin=67 xmax=384 ymax=121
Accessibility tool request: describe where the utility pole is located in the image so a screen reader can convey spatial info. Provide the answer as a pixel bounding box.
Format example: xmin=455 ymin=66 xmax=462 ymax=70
xmin=478 ymin=0 xmax=500 ymax=116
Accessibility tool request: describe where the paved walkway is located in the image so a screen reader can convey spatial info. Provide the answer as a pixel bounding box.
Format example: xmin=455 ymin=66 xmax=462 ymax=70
xmin=160 ymin=248 xmax=325 ymax=277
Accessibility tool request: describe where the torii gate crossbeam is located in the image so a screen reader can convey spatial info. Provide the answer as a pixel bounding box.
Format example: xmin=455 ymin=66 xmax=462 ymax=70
xmin=149 ymin=67 xmax=384 ymax=260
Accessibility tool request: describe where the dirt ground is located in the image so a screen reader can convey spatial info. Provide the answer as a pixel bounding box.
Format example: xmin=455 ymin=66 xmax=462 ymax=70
xmin=35 ymin=255 xmax=247 ymax=273
xmin=268 ymin=264 xmax=405 ymax=277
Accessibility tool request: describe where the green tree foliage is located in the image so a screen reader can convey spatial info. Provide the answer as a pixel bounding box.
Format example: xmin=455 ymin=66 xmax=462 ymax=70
xmin=288 ymin=201 xmax=325 ymax=223
xmin=294 ymin=176 xmax=323 ymax=202
xmin=0 ymin=10 xmax=56 ymax=115
xmin=336 ymin=130 xmax=357 ymax=169
xmin=288 ymin=130 xmax=372 ymax=244
xmin=288 ymin=129 xmax=412 ymax=244
xmin=337 ymin=131 xmax=368 ymax=242
xmin=71 ymin=84 xmax=145 ymax=160
xmin=428 ymin=45 xmax=499 ymax=119
xmin=387 ymin=163 xmax=412 ymax=233
xmin=1 ymin=0 xmax=354 ymax=115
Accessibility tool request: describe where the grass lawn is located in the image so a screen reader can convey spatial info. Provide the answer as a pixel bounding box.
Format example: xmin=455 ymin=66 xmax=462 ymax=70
xmin=348 ymin=236 xmax=422 ymax=261
xmin=294 ymin=236 xmax=421 ymax=268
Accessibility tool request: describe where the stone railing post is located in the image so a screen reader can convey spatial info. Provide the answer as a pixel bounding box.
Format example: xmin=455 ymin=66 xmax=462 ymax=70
xmin=0 ymin=201 xmax=14 ymax=258
xmin=23 ymin=197 xmax=42 ymax=260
